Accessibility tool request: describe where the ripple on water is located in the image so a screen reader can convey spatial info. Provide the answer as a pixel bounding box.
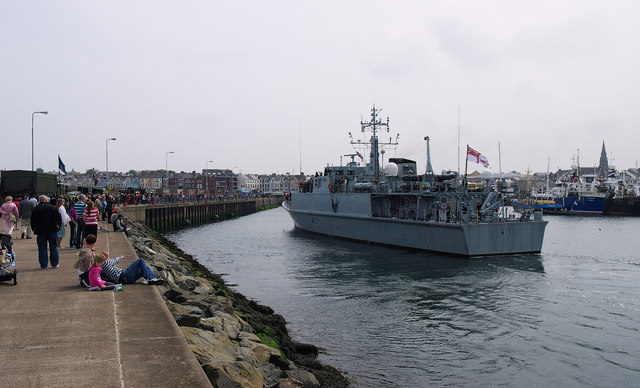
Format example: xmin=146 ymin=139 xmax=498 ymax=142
xmin=168 ymin=209 xmax=640 ymax=387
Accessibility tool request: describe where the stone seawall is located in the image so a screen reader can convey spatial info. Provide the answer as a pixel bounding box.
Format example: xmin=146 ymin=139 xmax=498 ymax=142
xmin=125 ymin=218 xmax=350 ymax=387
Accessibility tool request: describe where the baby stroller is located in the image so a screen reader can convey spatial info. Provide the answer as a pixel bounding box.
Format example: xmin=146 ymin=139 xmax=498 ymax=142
xmin=0 ymin=236 xmax=17 ymax=285
xmin=1 ymin=232 xmax=15 ymax=256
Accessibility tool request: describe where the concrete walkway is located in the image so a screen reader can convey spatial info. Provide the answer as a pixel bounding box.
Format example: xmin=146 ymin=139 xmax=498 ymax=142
xmin=0 ymin=222 xmax=211 ymax=388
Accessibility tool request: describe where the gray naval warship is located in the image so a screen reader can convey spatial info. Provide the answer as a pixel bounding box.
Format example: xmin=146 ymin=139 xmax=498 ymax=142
xmin=283 ymin=106 xmax=547 ymax=256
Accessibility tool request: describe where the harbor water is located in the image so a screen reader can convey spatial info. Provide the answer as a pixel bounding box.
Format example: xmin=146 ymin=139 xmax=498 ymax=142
xmin=168 ymin=207 xmax=640 ymax=387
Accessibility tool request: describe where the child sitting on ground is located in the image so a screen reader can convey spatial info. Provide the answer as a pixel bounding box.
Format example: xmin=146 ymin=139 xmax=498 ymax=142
xmin=75 ymin=234 xmax=97 ymax=287
xmin=88 ymin=252 xmax=116 ymax=291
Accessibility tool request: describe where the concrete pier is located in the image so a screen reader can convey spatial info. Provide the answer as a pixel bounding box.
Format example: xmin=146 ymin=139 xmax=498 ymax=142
xmin=0 ymin=223 xmax=211 ymax=387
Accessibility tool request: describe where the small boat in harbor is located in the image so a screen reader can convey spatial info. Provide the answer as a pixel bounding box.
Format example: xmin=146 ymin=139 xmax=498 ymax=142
xmin=605 ymin=197 xmax=640 ymax=216
xmin=603 ymin=176 xmax=640 ymax=216
xmin=283 ymin=106 xmax=548 ymax=256
xmin=547 ymin=174 xmax=607 ymax=215
xmin=511 ymin=192 xmax=563 ymax=212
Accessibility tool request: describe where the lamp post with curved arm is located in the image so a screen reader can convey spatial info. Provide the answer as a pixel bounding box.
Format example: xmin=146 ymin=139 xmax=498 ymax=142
xmin=205 ymin=160 xmax=213 ymax=195
xmin=31 ymin=111 xmax=48 ymax=171
xmin=165 ymin=151 xmax=174 ymax=190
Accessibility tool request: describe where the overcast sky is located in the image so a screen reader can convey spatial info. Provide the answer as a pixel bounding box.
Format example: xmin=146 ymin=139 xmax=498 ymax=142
xmin=2 ymin=1 xmax=639 ymax=176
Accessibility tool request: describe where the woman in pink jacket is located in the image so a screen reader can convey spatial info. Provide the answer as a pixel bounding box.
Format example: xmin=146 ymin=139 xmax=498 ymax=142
xmin=0 ymin=196 xmax=20 ymax=235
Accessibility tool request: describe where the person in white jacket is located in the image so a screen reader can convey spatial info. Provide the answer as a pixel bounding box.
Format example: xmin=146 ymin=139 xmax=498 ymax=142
xmin=55 ymin=198 xmax=72 ymax=249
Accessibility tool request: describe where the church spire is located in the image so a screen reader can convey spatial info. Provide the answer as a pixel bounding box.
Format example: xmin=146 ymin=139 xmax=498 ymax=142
xmin=599 ymin=141 xmax=609 ymax=177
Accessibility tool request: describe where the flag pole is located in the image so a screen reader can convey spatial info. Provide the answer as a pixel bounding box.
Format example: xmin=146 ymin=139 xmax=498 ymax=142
xmin=457 ymin=105 xmax=461 ymax=176
xmin=57 ymin=154 xmax=61 ymax=194
xmin=464 ymin=144 xmax=469 ymax=189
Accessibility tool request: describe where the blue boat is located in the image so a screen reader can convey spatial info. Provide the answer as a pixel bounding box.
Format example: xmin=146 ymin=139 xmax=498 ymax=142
xmin=546 ymin=176 xmax=606 ymax=215
xmin=550 ymin=195 xmax=605 ymax=215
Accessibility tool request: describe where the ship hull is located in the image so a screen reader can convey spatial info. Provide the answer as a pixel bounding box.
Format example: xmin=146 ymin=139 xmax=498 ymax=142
xmin=283 ymin=199 xmax=547 ymax=257
xmin=604 ymin=197 xmax=640 ymax=216
xmin=546 ymin=195 xmax=605 ymax=215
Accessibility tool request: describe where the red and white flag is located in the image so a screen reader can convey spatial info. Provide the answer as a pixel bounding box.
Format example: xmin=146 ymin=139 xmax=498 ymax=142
xmin=467 ymin=146 xmax=489 ymax=168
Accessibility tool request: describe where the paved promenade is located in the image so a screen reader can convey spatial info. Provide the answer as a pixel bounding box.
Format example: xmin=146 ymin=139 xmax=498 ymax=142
xmin=0 ymin=223 xmax=211 ymax=387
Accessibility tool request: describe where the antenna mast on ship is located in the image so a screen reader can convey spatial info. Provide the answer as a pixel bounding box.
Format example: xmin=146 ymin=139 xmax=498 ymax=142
xmin=360 ymin=105 xmax=389 ymax=181
xmin=457 ymin=106 xmax=461 ymax=177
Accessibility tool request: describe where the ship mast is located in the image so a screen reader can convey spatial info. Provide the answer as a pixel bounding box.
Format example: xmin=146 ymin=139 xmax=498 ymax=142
xmin=360 ymin=105 xmax=389 ymax=181
xmin=546 ymin=156 xmax=550 ymax=193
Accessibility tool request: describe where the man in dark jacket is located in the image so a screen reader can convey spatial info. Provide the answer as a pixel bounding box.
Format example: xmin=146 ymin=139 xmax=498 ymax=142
xmin=18 ymin=195 xmax=35 ymax=239
xmin=31 ymin=195 xmax=62 ymax=269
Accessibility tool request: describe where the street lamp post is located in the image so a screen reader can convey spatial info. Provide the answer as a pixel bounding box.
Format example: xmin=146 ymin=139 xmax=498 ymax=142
xmin=31 ymin=111 xmax=48 ymax=171
xmin=205 ymin=160 xmax=213 ymax=195
xmin=106 ymin=138 xmax=116 ymax=190
xmin=165 ymin=151 xmax=174 ymax=190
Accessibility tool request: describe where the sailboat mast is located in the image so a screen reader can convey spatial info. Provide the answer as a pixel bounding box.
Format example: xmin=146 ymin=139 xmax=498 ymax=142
xmin=546 ymin=156 xmax=550 ymax=193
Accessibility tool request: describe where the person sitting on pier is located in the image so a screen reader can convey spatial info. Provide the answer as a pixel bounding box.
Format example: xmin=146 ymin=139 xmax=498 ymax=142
xmin=100 ymin=254 xmax=164 ymax=286
xmin=74 ymin=234 xmax=97 ymax=287
xmin=110 ymin=210 xmax=119 ymax=227
xmin=113 ymin=214 xmax=129 ymax=237
xmin=88 ymin=252 xmax=116 ymax=291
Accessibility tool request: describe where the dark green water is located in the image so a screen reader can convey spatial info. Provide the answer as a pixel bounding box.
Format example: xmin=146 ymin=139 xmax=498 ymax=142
xmin=169 ymin=208 xmax=640 ymax=387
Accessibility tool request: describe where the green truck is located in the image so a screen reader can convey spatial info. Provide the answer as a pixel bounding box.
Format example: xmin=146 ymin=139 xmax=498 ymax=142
xmin=0 ymin=170 xmax=58 ymax=197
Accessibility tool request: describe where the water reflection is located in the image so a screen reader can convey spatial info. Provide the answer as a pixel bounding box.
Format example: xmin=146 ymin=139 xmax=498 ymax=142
xmin=283 ymin=227 xmax=549 ymax=387
xmin=288 ymin=228 xmax=545 ymax=281
xmin=169 ymin=208 xmax=640 ymax=388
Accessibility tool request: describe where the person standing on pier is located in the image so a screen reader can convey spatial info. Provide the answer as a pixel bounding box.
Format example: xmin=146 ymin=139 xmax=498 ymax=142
xmin=0 ymin=196 xmax=19 ymax=237
xmin=73 ymin=194 xmax=87 ymax=247
xmin=105 ymin=195 xmax=115 ymax=221
xmin=83 ymin=200 xmax=100 ymax=242
xmin=19 ymin=195 xmax=35 ymax=239
xmin=68 ymin=205 xmax=77 ymax=248
xmin=55 ymin=198 xmax=71 ymax=249
xmin=0 ymin=196 xmax=19 ymax=259
xmin=31 ymin=195 xmax=62 ymax=269
xmin=94 ymin=194 xmax=104 ymax=221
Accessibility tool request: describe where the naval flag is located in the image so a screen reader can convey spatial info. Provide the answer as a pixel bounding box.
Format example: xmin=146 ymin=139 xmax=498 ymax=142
xmin=467 ymin=146 xmax=489 ymax=168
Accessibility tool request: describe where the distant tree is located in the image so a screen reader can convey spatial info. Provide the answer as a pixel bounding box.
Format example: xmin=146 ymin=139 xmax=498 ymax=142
xmin=128 ymin=169 xmax=137 ymax=175
xmin=36 ymin=167 xmax=44 ymax=173
xmin=86 ymin=168 xmax=96 ymax=174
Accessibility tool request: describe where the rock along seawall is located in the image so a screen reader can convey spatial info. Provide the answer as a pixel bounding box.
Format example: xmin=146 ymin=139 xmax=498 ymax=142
xmin=125 ymin=217 xmax=350 ymax=388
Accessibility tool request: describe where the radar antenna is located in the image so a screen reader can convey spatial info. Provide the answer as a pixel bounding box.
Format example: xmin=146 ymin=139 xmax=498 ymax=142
xmin=359 ymin=105 xmax=390 ymax=181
